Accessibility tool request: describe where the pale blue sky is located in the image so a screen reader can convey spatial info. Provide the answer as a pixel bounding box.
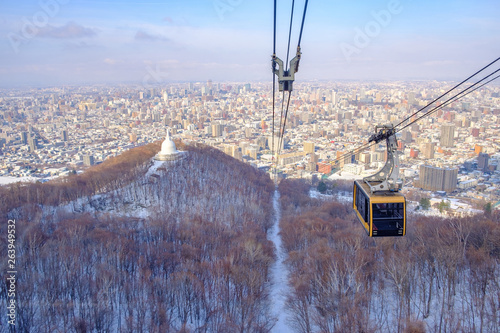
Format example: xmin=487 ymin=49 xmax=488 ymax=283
xmin=0 ymin=0 xmax=499 ymax=87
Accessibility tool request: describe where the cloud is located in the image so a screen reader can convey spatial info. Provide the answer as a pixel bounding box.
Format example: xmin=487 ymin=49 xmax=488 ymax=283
xmin=37 ymin=21 xmax=97 ymax=39
xmin=134 ymin=30 xmax=169 ymax=42
xmin=457 ymin=17 xmax=500 ymax=30
xmin=422 ymin=60 xmax=459 ymax=67
xmin=162 ymin=17 xmax=173 ymax=24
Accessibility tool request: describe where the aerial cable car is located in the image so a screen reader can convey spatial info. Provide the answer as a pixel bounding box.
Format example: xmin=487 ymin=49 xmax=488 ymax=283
xmin=269 ymin=1 xmax=406 ymax=236
xmin=268 ymin=2 xmax=498 ymax=237
xmin=353 ymin=125 xmax=406 ymax=237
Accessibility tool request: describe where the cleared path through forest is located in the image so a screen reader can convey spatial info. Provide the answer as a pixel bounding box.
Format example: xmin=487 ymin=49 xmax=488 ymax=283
xmin=269 ymin=189 xmax=292 ymax=332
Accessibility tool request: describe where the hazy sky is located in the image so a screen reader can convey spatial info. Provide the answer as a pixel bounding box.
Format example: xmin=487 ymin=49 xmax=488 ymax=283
xmin=0 ymin=0 xmax=499 ymax=87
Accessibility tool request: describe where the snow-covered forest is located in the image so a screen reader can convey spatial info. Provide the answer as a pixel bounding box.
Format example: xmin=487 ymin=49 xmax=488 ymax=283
xmin=0 ymin=142 xmax=276 ymax=332
xmin=278 ymin=179 xmax=500 ymax=333
xmin=1 ymin=143 xmax=499 ymax=332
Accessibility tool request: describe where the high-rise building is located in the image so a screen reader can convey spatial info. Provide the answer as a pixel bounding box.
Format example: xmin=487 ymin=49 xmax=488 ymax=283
xmin=233 ymin=149 xmax=243 ymax=161
xmin=402 ymin=131 xmax=412 ymax=143
xmin=419 ymin=165 xmax=457 ymax=192
xmin=61 ymin=130 xmax=68 ymax=142
xmin=336 ymin=151 xmax=349 ymax=167
xmin=440 ymin=124 xmax=455 ymax=148
xmin=247 ymin=148 xmax=258 ymax=160
xmin=331 ymin=91 xmax=338 ymax=105
xmin=408 ymin=92 xmax=416 ymax=105
xmin=256 ymin=137 xmax=267 ymax=150
xmin=334 ymin=112 xmax=343 ymax=123
xmin=423 ymin=142 xmax=435 ymax=159
xmin=359 ymin=152 xmax=371 ymax=164
xmin=212 ymin=123 xmax=223 ymax=137
xmin=478 ymin=153 xmax=489 ymax=171
xmin=28 ymin=137 xmax=38 ymax=152
xmin=304 ymin=142 xmax=315 ymax=154
xmin=223 ymin=145 xmax=232 ymax=156
xmin=463 ymin=161 xmax=474 ymax=172
xmin=83 ymin=155 xmax=95 ymax=166
xmin=442 ymin=168 xmax=458 ymax=192
xmin=20 ymin=131 xmax=28 ymax=144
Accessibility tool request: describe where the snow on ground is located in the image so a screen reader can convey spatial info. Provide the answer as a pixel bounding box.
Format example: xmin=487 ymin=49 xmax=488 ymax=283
xmin=54 ymin=161 xmax=167 ymax=220
xmin=327 ymin=171 xmax=362 ymax=181
xmin=335 ymin=191 xmax=352 ymax=204
xmin=269 ymin=189 xmax=293 ymax=333
xmin=311 ymin=185 xmax=484 ymax=218
xmin=145 ymin=159 xmax=165 ymax=177
xmin=310 ymin=189 xmax=352 ymax=204
xmin=409 ymin=198 xmax=483 ymax=217
xmin=309 ymin=189 xmax=334 ymax=200
xmin=0 ymin=176 xmax=39 ymax=185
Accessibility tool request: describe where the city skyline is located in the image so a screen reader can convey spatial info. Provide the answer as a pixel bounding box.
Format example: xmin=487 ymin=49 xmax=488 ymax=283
xmin=0 ymin=0 xmax=499 ymax=87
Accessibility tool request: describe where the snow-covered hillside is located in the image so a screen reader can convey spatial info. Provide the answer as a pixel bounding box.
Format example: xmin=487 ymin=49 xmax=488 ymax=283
xmin=0 ymin=143 xmax=278 ymax=332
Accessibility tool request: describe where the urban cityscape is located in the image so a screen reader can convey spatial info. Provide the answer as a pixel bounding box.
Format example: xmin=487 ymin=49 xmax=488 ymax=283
xmin=1 ymin=80 xmax=499 ymax=215
xmin=2 ymin=0 xmax=500 ymax=331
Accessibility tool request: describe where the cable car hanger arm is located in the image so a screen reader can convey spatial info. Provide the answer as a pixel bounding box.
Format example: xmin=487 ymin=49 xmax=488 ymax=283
xmin=272 ymin=47 xmax=302 ymax=92
xmin=363 ymin=125 xmax=403 ymax=193
xmin=272 ymin=0 xmax=307 ymax=93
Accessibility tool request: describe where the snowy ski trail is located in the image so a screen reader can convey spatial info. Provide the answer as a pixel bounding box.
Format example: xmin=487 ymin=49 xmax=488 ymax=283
xmin=269 ymin=189 xmax=292 ymax=332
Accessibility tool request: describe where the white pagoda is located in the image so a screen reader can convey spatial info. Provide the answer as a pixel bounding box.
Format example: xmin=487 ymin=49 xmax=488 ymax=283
xmin=154 ymin=129 xmax=183 ymax=161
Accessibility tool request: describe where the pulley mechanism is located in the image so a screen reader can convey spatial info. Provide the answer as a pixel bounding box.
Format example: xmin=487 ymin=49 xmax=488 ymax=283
xmin=272 ymin=47 xmax=301 ymax=92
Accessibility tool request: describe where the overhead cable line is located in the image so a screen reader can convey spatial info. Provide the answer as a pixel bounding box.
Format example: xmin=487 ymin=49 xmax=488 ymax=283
xmin=395 ymin=57 xmax=500 ymax=129
xmin=297 ymin=0 xmax=309 ymax=49
xmin=277 ymin=0 xmax=309 ymax=153
xmin=278 ymin=0 xmax=297 ymax=159
xmin=396 ymin=69 xmax=500 ymax=133
xmin=285 ymin=0 xmax=295 ymax=71
xmin=272 ymin=0 xmax=277 ymax=182
xmin=273 ymin=0 xmax=277 ymax=57
xmin=330 ymin=62 xmax=500 ymax=167
xmin=278 ymin=93 xmax=292 ymax=154
xmin=272 ymin=0 xmax=310 ymax=181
